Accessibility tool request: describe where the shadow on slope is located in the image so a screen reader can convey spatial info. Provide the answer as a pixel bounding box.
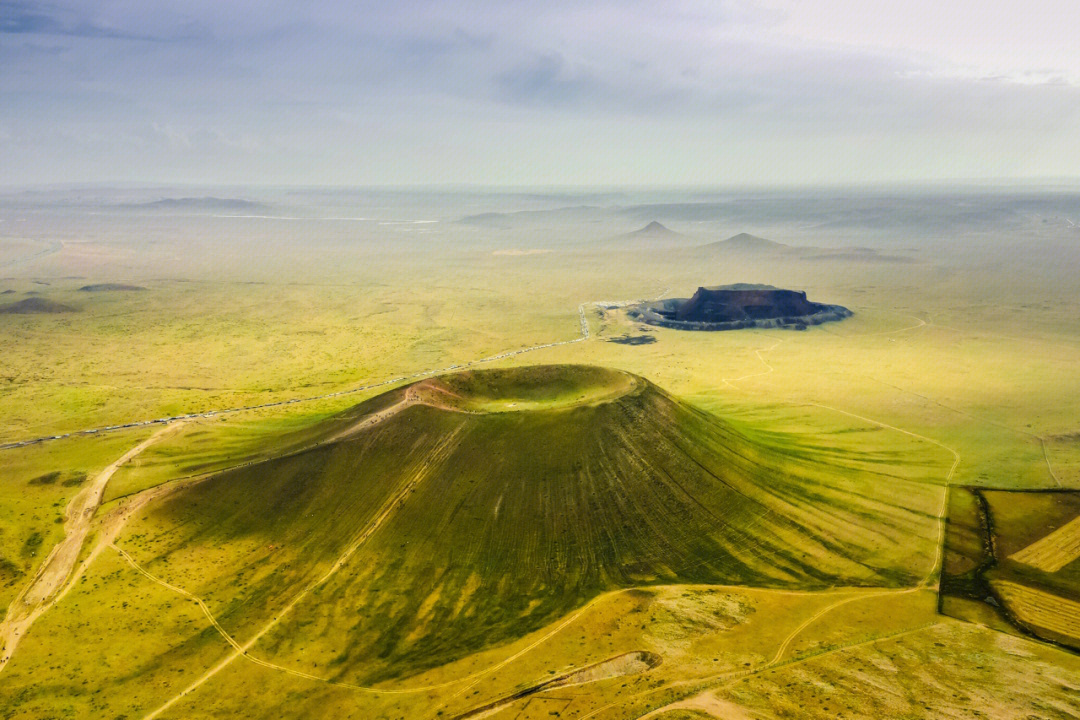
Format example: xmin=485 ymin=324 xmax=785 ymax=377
xmin=118 ymin=365 xmax=936 ymax=684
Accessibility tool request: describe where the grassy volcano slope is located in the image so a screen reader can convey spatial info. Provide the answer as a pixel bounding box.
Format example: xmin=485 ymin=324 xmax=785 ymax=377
xmin=118 ymin=365 xmax=937 ymax=684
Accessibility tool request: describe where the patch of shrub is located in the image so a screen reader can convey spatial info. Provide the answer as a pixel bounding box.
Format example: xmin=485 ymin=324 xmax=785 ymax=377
xmin=21 ymin=531 xmax=44 ymax=559
xmin=0 ymin=555 xmax=22 ymax=585
xmin=28 ymin=471 xmax=62 ymax=486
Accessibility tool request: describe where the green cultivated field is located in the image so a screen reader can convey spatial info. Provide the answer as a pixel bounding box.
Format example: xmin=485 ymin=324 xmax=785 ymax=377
xmin=941 ymin=487 xmax=1080 ymax=649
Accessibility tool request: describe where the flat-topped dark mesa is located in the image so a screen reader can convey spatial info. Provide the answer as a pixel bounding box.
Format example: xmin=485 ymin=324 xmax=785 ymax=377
xmin=628 ymin=283 xmax=851 ymax=331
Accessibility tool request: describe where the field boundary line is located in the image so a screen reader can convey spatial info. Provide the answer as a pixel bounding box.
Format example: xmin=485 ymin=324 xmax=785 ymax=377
xmin=852 ymin=370 xmax=1062 ymax=489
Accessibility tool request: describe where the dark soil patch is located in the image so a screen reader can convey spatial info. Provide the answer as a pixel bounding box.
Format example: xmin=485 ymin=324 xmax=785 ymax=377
xmin=608 ymin=334 xmax=657 ymax=345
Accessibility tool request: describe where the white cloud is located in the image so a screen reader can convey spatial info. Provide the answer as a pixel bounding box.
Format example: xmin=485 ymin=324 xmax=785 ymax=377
xmin=2 ymin=0 xmax=1079 ymax=184
xmin=761 ymin=0 xmax=1080 ymax=86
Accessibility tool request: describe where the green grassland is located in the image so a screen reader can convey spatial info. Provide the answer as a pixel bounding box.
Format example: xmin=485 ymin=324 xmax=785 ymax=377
xmin=2 ymin=198 xmax=1080 ymax=718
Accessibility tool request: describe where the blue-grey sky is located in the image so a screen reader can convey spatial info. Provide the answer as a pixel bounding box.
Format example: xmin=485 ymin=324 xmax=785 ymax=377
xmin=3 ymin=0 xmax=1079 ymax=186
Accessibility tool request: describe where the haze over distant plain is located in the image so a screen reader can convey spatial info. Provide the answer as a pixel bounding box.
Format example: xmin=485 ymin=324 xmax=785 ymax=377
xmin=2 ymin=0 xmax=1079 ymax=186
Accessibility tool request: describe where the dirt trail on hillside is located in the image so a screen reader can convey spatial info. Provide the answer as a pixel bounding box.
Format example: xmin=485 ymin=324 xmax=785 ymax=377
xmin=327 ymin=383 xmax=471 ymax=443
xmin=0 ymin=421 xmax=185 ymax=672
xmin=328 ymin=398 xmax=414 ymax=442
xmin=138 ymin=426 xmax=466 ymax=720
xmin=454 ymin=651 xmax=661 ymax=719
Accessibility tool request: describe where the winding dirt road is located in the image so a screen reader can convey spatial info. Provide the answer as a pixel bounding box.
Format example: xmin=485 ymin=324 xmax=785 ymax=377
xmin=0 ymin=421 xmax=185 ymax=672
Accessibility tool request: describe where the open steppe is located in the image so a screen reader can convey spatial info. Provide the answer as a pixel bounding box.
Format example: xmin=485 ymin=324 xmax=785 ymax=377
xmin=2 ymin=187 xmax=1080 ymax=718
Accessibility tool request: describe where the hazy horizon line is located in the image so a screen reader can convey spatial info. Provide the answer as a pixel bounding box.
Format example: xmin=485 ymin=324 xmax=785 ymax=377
xmin=5 ymin=176 xmax=1080 ymax=194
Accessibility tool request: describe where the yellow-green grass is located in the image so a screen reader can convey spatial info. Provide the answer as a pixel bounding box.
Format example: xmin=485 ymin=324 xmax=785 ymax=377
xmin=991 ymin=580 xmax=1080 ymax=648
xmin=766 ymin=587 xmax=941 ymax=661
xmin=982 ymin=491 xmax=1080 ymax=606
xmin=0 ymin=577 xmax=933 ymax=720
xmin=101 ymin=391 xmax=399 ymax=504
xmin=4 ymin=235 xmax=1080 ymax=497
xmin=66 ymin=584 xmax=1072 ymax=720
xmin=1010 ymin=514 xmax=1080 ymax=573
xmin=0 ymin=278 xmax=577 ymax=442
xmin=983 ymin=490 xmax=1080 ymax=559
xmin=180 ymin=585 xmax=875 ymax=720
xmin=710 ymin=620 xmax=1080 ymax=720
xmin=0 ymin=429 xmax=157 ymax=613
xmin=941 ymin=486 xmax=989 ymax=580
xmin=0 ymin=547 xmax=234 ymax=720
xmin=561 ymin=312 xmax=1073 ymax=490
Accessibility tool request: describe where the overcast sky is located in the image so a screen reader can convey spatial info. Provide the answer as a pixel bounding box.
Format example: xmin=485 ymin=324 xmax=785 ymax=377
xmin=3 ymin=0 xmax=1079 ymax=186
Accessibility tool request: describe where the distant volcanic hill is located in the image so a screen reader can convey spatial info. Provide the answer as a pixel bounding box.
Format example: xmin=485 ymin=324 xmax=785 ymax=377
xmin=700 ymin=232 xmax=786 ymax=253
xmin=622 ymin=221 xmax=682 ymax=240
xmin=677 ymin=285 xmax=818 ymax=322
xmin=78 ymin=283 xmax=146 ymax=292
xmin=692 ymin=232 xmax=917 ymax=263
xmin=611 ymin=220 xmax=686 ymax=247
xmin=121 ymin=197 xmax=266 ymax=212
xmin=0 ymin=297 xmax=77 ymax=314
xmin=629 ymin=284 xmax=850 ymax=331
